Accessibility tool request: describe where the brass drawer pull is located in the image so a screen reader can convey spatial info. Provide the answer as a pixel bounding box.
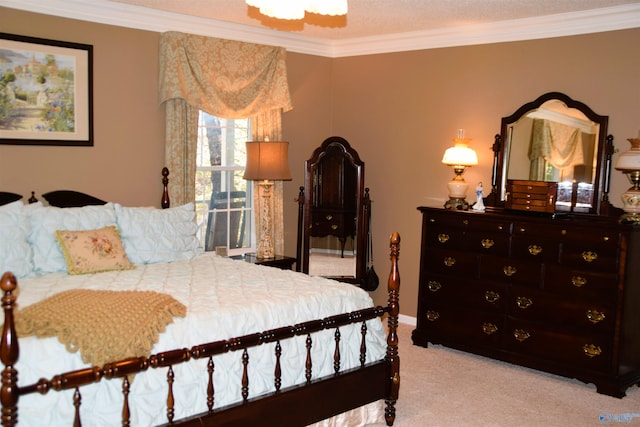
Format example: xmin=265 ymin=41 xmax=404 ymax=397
xmin=481 ymin=239 xmax=495 ymax=249
xmin=503 ymin=265 xmax=517 ymax=277
xmin=513 ymin=329 xmax=530 ymax=342
xmin=427 ymin=280 xmax=442 ymax=292
xmin=438 ymin=233 xmax=450 ymax=243
xmin=444 ymin=257 xmax=456 ymax=267
xmin=331 ymin=224 xmax=338 ymax=230
xmin=325 ymin=214 xmax=333 ymax=220
xmin=583 ymin=344 xmax=602 ymax=358
xmin=485 ymin=291 xmax=500 ymax=304
xmin=482 ymin=323 xmax=498 ymax=335
xmin=516 ymin=296 xmax=533 ymax=309
xmin=571 ymin=276 xmax=587 ymax=288
xmin=582 ymin=251 xmax=598 ymax=262
xmin=587 ymin=309 xmax=606 ymax=324
xmin=528 ymin=245 xmax=542 ymax=256
xmin=426 ymin=310 xmax=440 ymax=321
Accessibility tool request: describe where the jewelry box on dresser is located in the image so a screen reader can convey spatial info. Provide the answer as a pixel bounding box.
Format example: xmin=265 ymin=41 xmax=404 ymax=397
xmin=412 ymin=92 xmax=640 ymax=397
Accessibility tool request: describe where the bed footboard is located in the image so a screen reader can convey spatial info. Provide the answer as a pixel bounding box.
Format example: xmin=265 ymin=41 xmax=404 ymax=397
xmin=0 ymin=232 xmax=400 ymax=426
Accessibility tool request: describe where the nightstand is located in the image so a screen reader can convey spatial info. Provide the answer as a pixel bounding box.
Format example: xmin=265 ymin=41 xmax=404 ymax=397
xmin=231 ymin=254 xmax=296 ymax=270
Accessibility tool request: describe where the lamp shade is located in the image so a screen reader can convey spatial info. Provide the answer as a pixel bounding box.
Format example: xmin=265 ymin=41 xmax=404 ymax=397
xmin=442 ymin=143 xmax=478 ymax=167
xmin=615 ymin=138 xmax=640 ymax=171
xmin=244 ymin=141 xmax=292 ymax=181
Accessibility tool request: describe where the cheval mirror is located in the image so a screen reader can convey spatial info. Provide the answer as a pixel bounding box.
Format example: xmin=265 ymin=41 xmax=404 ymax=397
xmin=485 ymin=92 xmax=617 ymax=216
xmin=296 ymin=136 xmax=371 ymax=286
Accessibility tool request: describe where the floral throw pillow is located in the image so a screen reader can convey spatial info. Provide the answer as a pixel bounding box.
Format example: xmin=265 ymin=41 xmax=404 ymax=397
xmin=55 ymin=226 xmax=135 ymax=275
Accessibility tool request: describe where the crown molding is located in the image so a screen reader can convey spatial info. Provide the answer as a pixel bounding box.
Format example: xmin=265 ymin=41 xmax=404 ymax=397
xmin=329 ymin=4 xmax=640 ymax=57
xmin=2 ymin=0 xmax=639 ymax=58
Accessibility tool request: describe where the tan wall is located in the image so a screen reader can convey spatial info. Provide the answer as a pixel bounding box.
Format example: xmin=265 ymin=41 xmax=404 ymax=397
xmin=0 ymin=8 xmax=164 ymax=207
xmin=3 ymin=7 xmax=640 ymax=317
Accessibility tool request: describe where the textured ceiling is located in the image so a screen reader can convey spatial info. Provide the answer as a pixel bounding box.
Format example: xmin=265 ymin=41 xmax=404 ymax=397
xmin=109 ymin=0 xmax=640 ymax=40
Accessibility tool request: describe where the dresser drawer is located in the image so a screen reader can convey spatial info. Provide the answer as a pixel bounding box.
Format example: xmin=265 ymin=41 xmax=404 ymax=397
xmin=425 ymin=228 xmax=509 ymax=255
xmin=479 ymin=255 xmax=542 ymax=288
xmin=417 ymin=303 xmax=503 ymax=347
xmin=311 ymin=211 xmax=355 ymax=238
xmin=422 ymin=274 xmax=505 ymax=313
xmin=424 ymin=248 xmax=478 ymax=279
xmin=544 ymin=265 xmax=618 ymax=303
xmin=424 ymin=214 xmax=510 ymax=254
xmin=424 ymin=211 xmax=510 ymax=233
xmin=561 ymin=242 xmax=619 ymax=272
xmin=505 ymin=318 xmax=611 ymax=371
xmin=424 ymin=227 xmax=467 ymax=250
xmin=466 ymin=231 xmax=510 ymax=256
xmin=507 ymin=286 xmax=614 ymax=332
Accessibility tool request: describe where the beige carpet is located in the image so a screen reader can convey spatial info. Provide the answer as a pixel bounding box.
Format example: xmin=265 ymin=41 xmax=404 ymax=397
xmin=369 ymin=322 xmax=640 ymax=427
xmin=309 ymin=253 xmax=356 ymax=277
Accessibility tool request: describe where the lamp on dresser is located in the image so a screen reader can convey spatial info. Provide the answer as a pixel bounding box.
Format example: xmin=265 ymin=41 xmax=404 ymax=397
xmin=614 ymin=137 xmax=640 ymax=224
xmin=244 ymin=140 xmax=292 ymax=259
xmin=442 ymin=129 xmax=478 ymax=210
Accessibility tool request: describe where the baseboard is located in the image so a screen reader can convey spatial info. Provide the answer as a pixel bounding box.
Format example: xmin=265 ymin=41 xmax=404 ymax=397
xmin=399 ymin=314 xmax=416 ymax=327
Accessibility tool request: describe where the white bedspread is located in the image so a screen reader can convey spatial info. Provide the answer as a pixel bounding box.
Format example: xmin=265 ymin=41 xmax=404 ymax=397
xmin=11 ymin=253 xmax=387 ymax=426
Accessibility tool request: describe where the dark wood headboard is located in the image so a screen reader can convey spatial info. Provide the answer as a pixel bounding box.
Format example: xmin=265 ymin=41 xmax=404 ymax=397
xmin=2 ymin=168 xmax=171 ymax=209
xmin=0 ymin=192 xmax=21 ymax=206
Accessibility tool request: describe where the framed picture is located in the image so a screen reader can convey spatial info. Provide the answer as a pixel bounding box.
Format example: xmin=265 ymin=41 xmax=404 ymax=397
xmin=0 ymin=33 xmax=93 ymax=146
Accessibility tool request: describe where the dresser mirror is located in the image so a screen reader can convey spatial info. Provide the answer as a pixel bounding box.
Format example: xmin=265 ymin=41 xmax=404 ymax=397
xmin=486 ymin=92 xmax=616 ymax=215
xmin=296 ymin=136 xmax=370 ymax=286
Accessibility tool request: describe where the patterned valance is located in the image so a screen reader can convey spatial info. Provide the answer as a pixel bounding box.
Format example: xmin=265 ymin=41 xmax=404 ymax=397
xmin=159 ymin=31 xmax=292 ymax=118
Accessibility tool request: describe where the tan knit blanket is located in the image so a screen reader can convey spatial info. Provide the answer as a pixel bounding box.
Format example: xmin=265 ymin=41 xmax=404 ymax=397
xmin=15 ymin=289 xmax=186 ymax=367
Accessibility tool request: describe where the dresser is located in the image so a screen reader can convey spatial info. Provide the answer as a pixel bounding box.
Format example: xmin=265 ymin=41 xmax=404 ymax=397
xmin=412 ymin=206 xmax=640 ymax=397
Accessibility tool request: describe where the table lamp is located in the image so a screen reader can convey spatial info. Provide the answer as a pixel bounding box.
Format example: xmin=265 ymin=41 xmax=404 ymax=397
xmin=244 ymin=141 xmax=292 ymax=258
xmin=614 ymin=137 xmax=640 ymax=224
xmin=442 ymin=129 xmax=478 ymax=210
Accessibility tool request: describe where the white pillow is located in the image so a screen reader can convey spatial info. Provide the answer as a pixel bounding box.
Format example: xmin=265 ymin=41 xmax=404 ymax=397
xmin=115 ymin=203 xmax=201 ymax=265
xmin=0 ymin=201 xmax=34 ymax=278
xmin=28 ymin=203 xmax=117 ymax=274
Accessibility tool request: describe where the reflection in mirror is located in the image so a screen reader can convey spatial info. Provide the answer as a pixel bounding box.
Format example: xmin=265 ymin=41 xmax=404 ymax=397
xmin=504 ymin=100 xmax=599 ymax=211
xmin=296 ymin=136 xmax=370 ymax=286
xmin=488 ymin=92 xmax=615 ymax=216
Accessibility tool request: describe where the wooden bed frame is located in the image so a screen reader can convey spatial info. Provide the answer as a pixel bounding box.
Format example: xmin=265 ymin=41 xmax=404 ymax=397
xmin=0 ymin=168 xmax=401 ymax=426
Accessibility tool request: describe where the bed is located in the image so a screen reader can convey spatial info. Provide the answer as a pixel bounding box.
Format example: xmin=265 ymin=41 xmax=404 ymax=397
xmin=0 ymin=170 xmax=401 ymax=427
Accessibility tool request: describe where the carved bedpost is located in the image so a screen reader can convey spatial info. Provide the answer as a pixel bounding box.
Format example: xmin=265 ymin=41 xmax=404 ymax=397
xmin=295 ymin=186 xmax=305 ymax=272
xmin=161 ymin=167 xmax=170 ymax=209
xmin=0 ymin=273 xmax=19 ymax=427
xmin=160 ymin=166 xmax=171 ymax=209
xmin=385 ymin=232 xmax=400 ymax=426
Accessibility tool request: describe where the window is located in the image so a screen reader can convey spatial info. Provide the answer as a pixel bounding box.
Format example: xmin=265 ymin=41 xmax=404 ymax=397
xmin=195 ymin=111 xmax=254 ymax=255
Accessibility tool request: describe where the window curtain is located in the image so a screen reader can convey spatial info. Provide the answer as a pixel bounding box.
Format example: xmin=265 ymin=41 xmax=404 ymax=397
xmin=528 ymin=119 xmax=584 ymax=181
xmin=159 ymin=31 xmax=292 ymax=253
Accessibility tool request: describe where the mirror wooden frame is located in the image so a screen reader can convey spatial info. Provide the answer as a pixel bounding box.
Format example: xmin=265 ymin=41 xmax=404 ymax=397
xmin=485 ymin=92 xmax=618 ymax=216
xmin=296 ymin=136 xmax=371 ymax=286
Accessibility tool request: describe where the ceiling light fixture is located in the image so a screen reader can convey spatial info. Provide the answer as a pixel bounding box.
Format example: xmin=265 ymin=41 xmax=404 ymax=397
xmin=246 ymin=0 xmax=348 ymax=20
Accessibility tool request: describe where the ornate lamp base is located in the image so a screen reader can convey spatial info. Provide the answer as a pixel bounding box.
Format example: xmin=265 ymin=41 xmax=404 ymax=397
xmin=256 ymin=180 xmax=275 ymax=259
xmin=444 ymin=197 xmax=470 ymax=211
xmin=618 ymin=170 xmax=640 ymax=225
xmin=619 ymin=212 xmax=640 ymax=224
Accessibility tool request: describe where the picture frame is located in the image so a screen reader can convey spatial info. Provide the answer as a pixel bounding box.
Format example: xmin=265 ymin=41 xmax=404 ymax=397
xmin=0 ymin=33 xmax=93 ymax=146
